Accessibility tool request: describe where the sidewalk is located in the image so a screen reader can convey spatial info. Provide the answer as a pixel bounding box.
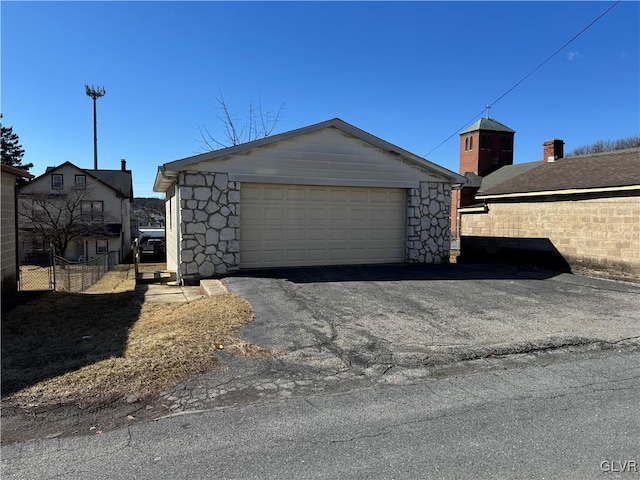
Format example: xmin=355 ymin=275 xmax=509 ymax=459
xmin=133 ymin=279 xmax=227 ymax=304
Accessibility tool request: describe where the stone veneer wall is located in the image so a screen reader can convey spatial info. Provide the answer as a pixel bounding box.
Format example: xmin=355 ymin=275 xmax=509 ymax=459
xmin=179 ymin=172 xmax=240 ymax=279
xmin=460 ymin=196 xmax=640 ymax=278
xmin=406 ymin=181 xmax=452 ymax=263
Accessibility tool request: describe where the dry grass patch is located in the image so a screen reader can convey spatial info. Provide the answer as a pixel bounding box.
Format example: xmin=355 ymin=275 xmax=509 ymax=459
xmin=2 ymin=265 xmax=268 ymax=409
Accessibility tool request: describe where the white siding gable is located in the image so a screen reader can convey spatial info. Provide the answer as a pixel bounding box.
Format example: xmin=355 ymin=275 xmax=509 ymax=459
xmin=185 ymin=128 xmax=448 ymax=188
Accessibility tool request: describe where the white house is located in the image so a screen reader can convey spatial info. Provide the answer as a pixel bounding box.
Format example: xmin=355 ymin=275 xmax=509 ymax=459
xmin=18 ymin=160 xmax=133 ymax=263
xmin=154 ymin=118 xmax=465 ymax=283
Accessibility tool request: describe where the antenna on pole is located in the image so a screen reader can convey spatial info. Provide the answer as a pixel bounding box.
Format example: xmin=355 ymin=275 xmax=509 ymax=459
xmin=85 ymin=85 xmax=106 ymax=170
xmin=485 ymin=104 xmax=491 ymax=119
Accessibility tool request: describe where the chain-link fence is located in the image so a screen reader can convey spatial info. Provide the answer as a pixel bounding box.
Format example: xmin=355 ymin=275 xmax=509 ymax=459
xmin=18 ymin=249 xmax=55 ymax=291
xmin=53 ymin=251 xmax=120 ymax=293
xmin=18 ymin=244 xmax=120 ymax=293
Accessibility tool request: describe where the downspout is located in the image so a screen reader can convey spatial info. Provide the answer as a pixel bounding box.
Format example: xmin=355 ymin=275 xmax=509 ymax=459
xmin=175 ymin=173 xmax=182 ymax=285
xmin=159 ymin=166 xmax=181 ymax=285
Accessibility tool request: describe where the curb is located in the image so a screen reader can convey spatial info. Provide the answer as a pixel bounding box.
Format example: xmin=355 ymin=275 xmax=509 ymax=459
xmin=200 ymin=279 xmax=229 ymax=297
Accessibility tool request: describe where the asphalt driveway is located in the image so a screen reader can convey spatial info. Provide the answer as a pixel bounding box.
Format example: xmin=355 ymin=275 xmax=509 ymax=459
xmin=160 ymin=263 xmax=640 ymax=413
xmin=226 ymin=263 xmax=640 ymax=366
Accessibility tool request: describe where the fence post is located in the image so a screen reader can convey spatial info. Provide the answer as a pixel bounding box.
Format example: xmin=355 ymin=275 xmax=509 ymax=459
xmin=134 ymin=239 xmax=139 ymax=285
xmin=49 ymin=244 xmax=56 ymax=290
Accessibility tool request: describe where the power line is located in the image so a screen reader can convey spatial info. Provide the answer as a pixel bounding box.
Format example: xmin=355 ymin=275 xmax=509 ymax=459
xmin=425 ymin=0 xmax=622 ymax=158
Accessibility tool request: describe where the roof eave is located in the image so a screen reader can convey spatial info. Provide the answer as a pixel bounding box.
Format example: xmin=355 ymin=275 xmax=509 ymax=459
xmin=477 ymin=184 xmax=640 ymax=200
xmin=1 ymin=164 xmax=34 ymax=178
xmin=153 ymin=166 xmax=178 ymax=193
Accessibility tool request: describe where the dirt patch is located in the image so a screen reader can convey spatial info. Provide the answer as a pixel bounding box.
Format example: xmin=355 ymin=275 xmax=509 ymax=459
xmin=0 ymin=396 xmax=169 ymax=444
xmin=1 ymin=264 xmax=268 ymax=445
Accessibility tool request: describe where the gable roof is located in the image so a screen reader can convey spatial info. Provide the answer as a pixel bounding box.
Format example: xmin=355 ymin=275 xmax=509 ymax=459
xmin=154 ymin=118 xmax=466 ymax=191
xmin=460 ymin=118 xmax=515 ymax=135
xmin=21 ymin=161 xmax=133 ymax=198
xmin=478 ymin=147 xmax=640 ymax=199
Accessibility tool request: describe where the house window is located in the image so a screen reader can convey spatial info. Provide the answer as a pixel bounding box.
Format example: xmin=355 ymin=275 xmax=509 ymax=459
xmin=75 ymin=175 xmax=86 ymax=189
xmin=501 ymin=136 xmax=513 ymax=151
xmin=465 ymin=137 xmax=469 ymax=151
xmin=96 ymin=239 xmax=108 ymax=254
xmin=81 ymin=201 xmax=104 ymax=222
xmin=481 ymin=135 xmax=491 ymax=150
xmin=469 ymin=136 xmax=473 ymax=150
xmin=52 ymin=174 xmax=63 ymax=189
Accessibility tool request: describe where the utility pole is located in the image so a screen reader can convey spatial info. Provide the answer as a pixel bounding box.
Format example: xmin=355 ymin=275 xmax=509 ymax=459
xmin=85 ymin=85 xmax=106 ymax=170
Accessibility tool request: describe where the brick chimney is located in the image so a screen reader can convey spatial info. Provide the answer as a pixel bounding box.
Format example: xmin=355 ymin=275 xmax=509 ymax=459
xmin=121 ymin=159 xmax=127 ymax=171
xmin=543 ymin=139 xmax=564 ymax=163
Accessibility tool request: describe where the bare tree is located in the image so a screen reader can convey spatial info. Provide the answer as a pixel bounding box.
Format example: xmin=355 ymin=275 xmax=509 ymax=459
xmin=198 ymin=90 xmax=286 ymax=150
xmin=567 ymin=136 xmax=640 ymax=156
xmin=18 ymin=186 xmax=115 ymax=258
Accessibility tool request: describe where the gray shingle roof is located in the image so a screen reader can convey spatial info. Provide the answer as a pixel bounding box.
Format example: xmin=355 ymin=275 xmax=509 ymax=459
xmin=478 ymin=161 xmax=543 ymax=193
xmin=460 ymin=118 xmax=515 ymax=135
xmin=478 ymin=147 xmax=640 ymax=197
xmin=87 ymin=169 xmax=133 ymax=199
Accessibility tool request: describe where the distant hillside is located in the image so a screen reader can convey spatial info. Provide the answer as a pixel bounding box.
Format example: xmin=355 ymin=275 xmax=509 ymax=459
xmin=133 ymin=197 xmax=165 ymax=228
xmin=134 ymin=197 xmax=165 ymax=211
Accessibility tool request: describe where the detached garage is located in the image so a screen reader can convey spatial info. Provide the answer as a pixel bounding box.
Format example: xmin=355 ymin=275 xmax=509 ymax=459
xmin=154 ymin=118 xmax=465 ymax=282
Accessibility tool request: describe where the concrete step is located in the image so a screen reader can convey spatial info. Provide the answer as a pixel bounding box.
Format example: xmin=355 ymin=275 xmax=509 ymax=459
xmin=136 ymin=271 xmax=176 ymax=284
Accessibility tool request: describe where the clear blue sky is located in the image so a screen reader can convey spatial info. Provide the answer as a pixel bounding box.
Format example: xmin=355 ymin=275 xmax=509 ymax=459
xmin=2 ymin=1 xmax=638 ymax=198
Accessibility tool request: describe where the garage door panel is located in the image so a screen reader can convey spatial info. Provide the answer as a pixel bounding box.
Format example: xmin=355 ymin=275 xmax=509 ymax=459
xmin=309 ymin=190 xmax=327 ymax=201
xmin=369 ymin=229 xmax=389 ymax=240
xmin=264 ymin=208 xmax=284 ymax=221
xmin=330 ymin=208 xmax=349 ymax=221
xmin=241 ymin=185 xmax=261 ymax=200
xmin=329 ymin=250 xmax=348 ymax=261
xmin=350 ymin=190 xmax=368 ymax=202
xmin=242 ymin=228 xmax=261 ymax=242
xmin=370 ymin=191 xmax=391 ymax=203
xmin=389 ymin=191 xmax=406 ymax=203
xmin=263 ymin=229 xmax=283 ymax=241
xmin=349 ymin=229 xmax=368 ymax=241
xmin=330 ymin=190 xmax=349 ymax=202
xmin=310 ymin=249 xmax=332 ymax=261
xmin=286 ymin=229 xmax=306 ymax=241
xmin=350 ymin=208 xmax=368 ymax=221
xmin=240 ymin=184 xmax=405 ymax=268
xmin=287 ymin=207 xmax=306 ymax=221
xmin=287 ymin=188 xmax=306 ymax=201
xmin=308 ymin=229 xmax=327 ymax=241
xmin=263 ymin=187 xmax=284 ymax=200
xmin=262 ymin=250 xmax=284 ymax=263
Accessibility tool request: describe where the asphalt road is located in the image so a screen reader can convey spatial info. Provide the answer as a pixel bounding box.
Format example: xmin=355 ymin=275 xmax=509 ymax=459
xmin=3 ymin=347 xmax=639 ymax=479
xmin=151 ymin=263 xmax=640 ymax=417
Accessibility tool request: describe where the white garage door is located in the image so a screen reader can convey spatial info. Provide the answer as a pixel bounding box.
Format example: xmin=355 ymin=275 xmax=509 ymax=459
xmin=240 ymin=184 xmax=406 ymax=268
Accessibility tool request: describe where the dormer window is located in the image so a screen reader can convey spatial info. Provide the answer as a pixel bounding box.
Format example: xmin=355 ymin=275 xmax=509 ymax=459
xmin=75 ymin=174 xmax=86 ymax=189
xmin=52 ymin=174 xmax=63 ymax=189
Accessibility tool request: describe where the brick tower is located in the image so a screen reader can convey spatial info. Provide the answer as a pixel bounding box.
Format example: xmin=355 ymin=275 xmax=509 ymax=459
xmin=451 ymin=118 xmax=515 ymax=238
